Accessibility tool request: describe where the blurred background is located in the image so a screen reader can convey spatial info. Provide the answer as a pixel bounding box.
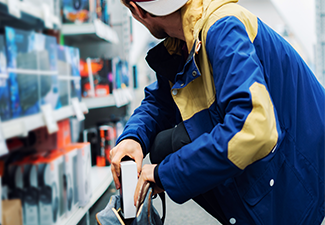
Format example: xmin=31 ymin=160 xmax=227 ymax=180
xmin=0 ymin=0 xmax=322 ymax=224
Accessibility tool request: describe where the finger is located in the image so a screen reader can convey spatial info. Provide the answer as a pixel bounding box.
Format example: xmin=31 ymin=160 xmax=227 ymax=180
xmin=134 ymin=174 xmax=144 ymax=206
xmin=111 ymin=164 xmax=121 ymax=189
xmin=134 ymin=154 xmax=143 ymax=176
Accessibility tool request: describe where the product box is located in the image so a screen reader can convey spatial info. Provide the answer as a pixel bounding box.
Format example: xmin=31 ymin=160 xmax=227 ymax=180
xmin=32 ymin=119 xmax=71 ymax=152
xmin=57 ymin=45 xmax=70 ymax=107
xmin=37 ymin=34 xmax=60 ymax=110
xmin=112 ymin=57 xmax=129 ymax=90
xmin=2 ymin=199 xmax=23 ymax=225
xmin=120 ymin=160 xmax=137 ymax=219
xmin=36 ymin=150 xmax=65 ymax=225
xmin=64 ymin=143 xmax=92 ymax=206
xmin=57 ymin=45 xmax=81 ymax=105
xmin=80 ymin=58 xmax=113 ymax=97
xmin=0 ymin=35 xmax=11 ymax=121
xmin=83 ymin=128 xmax=98 ymax=166
xmin=69 ymin=47 xmax=82 ymax=101
xmin=97 ymin=125 xmax=114 ymax=167
xmin=62 ymin=146 xmax=79 ymax=215
xmin=5 ymin=27 xmax=40 ymax=118
xmin=62 ymin=0 xmax=97 ymax=24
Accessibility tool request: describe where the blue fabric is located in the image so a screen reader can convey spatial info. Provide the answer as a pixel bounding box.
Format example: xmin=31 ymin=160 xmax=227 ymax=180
xmin=117 ymin=7 xmax=325 ymax=225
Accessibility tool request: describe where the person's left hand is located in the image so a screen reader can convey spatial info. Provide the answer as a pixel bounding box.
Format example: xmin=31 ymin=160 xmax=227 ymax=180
xmin=134 ymin=164 xmax=164 ymax=206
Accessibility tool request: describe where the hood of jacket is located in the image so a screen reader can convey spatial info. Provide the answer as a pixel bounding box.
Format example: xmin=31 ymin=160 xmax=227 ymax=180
xmin=164 ymin=0 xmax=238 ymax=54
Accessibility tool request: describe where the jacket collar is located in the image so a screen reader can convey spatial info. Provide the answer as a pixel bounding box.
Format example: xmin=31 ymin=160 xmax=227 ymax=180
xmin=146 ymin=0 xmax=238 ymax=81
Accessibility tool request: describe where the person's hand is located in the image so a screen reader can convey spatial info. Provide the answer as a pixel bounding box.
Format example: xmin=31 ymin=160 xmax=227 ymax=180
xmin=134 ymin=164 xmax=164 ymax=206
xmin=110 ymin=139 xmax=143 ymax=189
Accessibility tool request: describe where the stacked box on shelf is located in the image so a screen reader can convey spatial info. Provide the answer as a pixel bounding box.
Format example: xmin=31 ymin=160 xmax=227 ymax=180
xmin=0 ymin=35 xmax=11 ymax=121
xmin=5 ymin=27 xmax=40 ymax=118
xmin=62 ymin=0 xmax=110 ymax=25
xmin=112 ymin=57 xmax=129 ymax=89
xmin=62 ymin=0 xmax=97 ymax=24
xmin=80 ymin=58 xmax=113 ymax=97
xmin=5 ymin=27 xmax=60 ymax=119
xmin=36 ymin=33 xmax=60 ymax=110
xmin=69 ymin=47 xmax=82 ymax=101
xmin=57 ymin=45 xmax=82 ymax=106
xmin=57 ymin=45 xmax=70 ymax=107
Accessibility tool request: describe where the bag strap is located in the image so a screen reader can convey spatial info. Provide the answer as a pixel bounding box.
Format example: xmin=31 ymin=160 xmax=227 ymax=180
xmin=158 ymin=192 xmax=166 ymax=224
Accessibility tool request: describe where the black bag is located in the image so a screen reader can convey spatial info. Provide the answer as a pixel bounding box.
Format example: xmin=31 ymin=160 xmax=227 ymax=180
xmin=96 ymin=182 xmax=165 ymax=225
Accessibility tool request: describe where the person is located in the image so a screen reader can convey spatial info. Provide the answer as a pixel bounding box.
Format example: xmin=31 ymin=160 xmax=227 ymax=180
xmin=110 ymin=0 xmax=325 ymax=224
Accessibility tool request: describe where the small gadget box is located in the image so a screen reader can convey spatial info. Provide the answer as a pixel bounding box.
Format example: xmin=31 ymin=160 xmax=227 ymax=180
xmin=0 ymin=34 xmax=10 ymax=122
xmin=64 ymin=142 xmax=92 ymax=207
xmin=62 ymin=146 xmax=79 ymax=215
xmin=120 ymin=160 xmax=138 ymax=219
xmin=34 ymin=151 xmax=65 ymax=225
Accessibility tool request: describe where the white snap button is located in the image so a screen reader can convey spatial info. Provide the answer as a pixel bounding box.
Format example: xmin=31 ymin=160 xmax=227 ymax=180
xmin=192 ymin=71 xmax=197 ymax=77
xmin=270 ymin=179 xmax=274 ymax=187
xmin=181 ymin=83 xmax=184 ymax=87
xmin=230 ymin=218 xmax=236 ymax=224
xmin=172 ymin=89 xmax=178 ymax=96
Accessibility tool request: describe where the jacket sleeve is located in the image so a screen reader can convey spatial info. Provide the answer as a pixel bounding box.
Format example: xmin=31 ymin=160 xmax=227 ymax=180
xmin=158 ymin=16 xmax=280 ymax=203
xmin=116 ymin=74 xmax=178 ymax=155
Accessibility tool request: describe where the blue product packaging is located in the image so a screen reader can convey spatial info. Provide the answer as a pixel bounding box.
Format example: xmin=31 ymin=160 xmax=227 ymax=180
xmin=5 ymin=27 xmax=40 ymax=118
xmin=57 ymin=45 xmax=70 ymax=107
xmin=62 ymin=0 xmax=96 ymax=24
xmin=0 ymin=35 xmax=11 ymax=121
xmin=69 ymin=47 xmax=81 ymax=101
xmin=36 ymin=34 xmax=60 ymax=110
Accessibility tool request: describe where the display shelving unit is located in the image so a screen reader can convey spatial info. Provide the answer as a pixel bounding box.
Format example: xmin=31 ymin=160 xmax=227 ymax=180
xmin=61 ymin=166 xmax=113 ymax=225
xmin=0 ymin=0 xmax=60 ymax=29
xmin=61 ymin=19 xmax=119 ymax=44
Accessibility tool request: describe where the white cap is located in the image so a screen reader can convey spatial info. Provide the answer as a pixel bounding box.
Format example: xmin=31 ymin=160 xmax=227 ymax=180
xmin=134 ymin=0 xmax=189 ymax=16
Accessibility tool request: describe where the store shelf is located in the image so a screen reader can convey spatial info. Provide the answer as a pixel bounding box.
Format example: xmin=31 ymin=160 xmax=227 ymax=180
xmin=61 ymin=19 xmax=119 ymax=44
xmin=0 ymin=0 xmax=60 ymax=29
xmin=82 ymin=88 xmax=133 ymax=109
xmin=61 ymin=166 xmax=113 ymax=225
xmin=1 ymin=102 xmax=88 ymax=140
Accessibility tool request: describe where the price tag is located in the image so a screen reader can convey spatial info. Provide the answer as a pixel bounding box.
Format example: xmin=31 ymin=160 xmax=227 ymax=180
xmin=71 ymin=98 xmax=85 ymax=121
xmin=41 ymin=104 xmax=58 ymax=134
xmin=94 ymin=19 xmax=106 ymax=40
xmin=0 ymin=123 xmax=8 ymax=156
xmin=113 ymin=89 xmax=122 ymax=108
xmin=42 ymin=4 xmax=53 ymax=29
xmin=8 ymin=0 xmax=21 ymax=18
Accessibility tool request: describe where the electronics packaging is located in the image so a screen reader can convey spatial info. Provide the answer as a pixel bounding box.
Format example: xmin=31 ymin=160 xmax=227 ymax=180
xmin=0 ymin=35 xmax=10 ymax=121
xmin=62 ymin=147 xmax=79 ymax=215
xmin=69 ymin=47 xmax=82 ymax=101
xmin=5 ymin=27 xmax=40 ymax=118
xmin=80 ymin=58 xmax=113 ymax=97
xmin=64 ymin=142 xmax=92 ymax=207
xmin=57 ymin=45 xmax=81 ymax=106
xmin=62 ymin=0 xmax=97 ymax=24
xmin=112 ymin=57 xmax=129 ymax=90
xmin=37 ymin=34 xmax=60 ymax=110
xmin=83 ymin=128 xmax=99 ymax=166
xmin=97 ymin=125 xmax=114 ymax=167
xmin=120 ymin=160 xmax=138 ymax=219
xmin=35 ymin=151 xmax=65 ymax=225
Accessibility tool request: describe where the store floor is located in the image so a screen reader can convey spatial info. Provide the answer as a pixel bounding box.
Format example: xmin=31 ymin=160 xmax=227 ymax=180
xmin=89 ymin=156 xmax=221 ymax=225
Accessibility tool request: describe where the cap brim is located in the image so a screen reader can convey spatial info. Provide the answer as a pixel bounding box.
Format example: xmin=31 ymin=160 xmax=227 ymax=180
xmin=136 ymin=0 xmax=189 ymax=16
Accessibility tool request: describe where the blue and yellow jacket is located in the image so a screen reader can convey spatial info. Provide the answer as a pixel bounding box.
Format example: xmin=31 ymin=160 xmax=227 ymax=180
xmin=117 ymin=0 xmax=325 ymax=224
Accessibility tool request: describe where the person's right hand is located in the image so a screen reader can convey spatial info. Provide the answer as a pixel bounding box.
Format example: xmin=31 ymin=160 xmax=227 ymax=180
xmin=110 ymin=139 xmax=144 ymax=190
